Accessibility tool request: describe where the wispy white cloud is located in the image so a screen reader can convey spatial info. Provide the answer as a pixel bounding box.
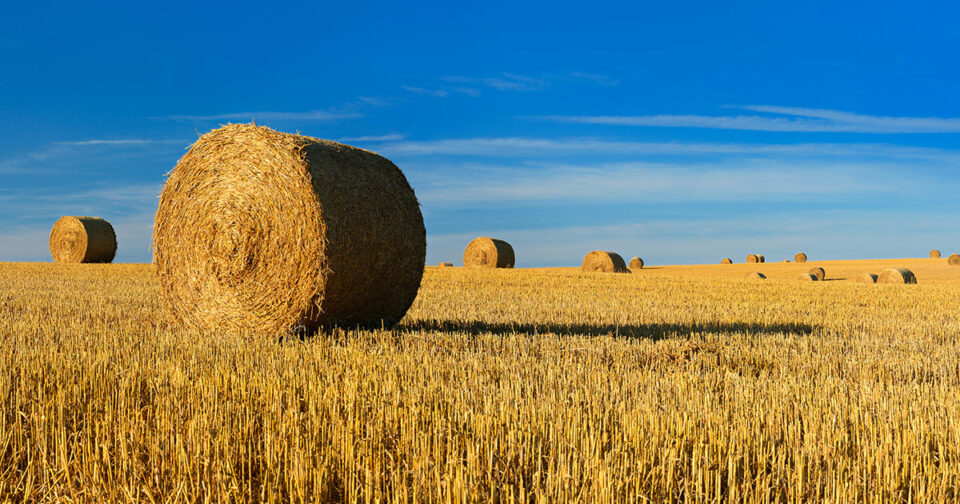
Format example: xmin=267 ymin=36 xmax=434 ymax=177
xmin=401 ymin=86 xmax=449 ymax=98
xmin=405 ymin=72 xmax=618 ymax=98
xmin=165 ymin=109 xmax=362 ymax=122
xmin=0 ymin=139 xmax=183 ymax=175
xmin=535 ymin=105 xmax=960 ymax=133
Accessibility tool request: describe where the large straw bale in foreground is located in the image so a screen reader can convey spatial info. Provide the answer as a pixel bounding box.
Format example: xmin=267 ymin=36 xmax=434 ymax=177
xmin=153 ymin=124 xmax=426 ymax=334
xmin=877 ymin=268 xmax=917 ymax=284
xmin=463 ymin=237 xmax=515 ymax=268
xmin=794 ymin=252 xmax=807 ymax=263
xmin=629 ymin=257 xmax=644 ymax=269
xmin=49 ymin=216 xmax=117 ymax=263
xmin=949 ymin=254 xmax=960 ymax=266
xmin=930 ymin=249 xmax=941 ymax=259
xmin=581 ymin=251 xmax=629 ymax=273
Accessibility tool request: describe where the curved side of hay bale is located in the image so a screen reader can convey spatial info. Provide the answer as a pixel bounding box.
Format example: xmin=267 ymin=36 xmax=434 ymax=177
xmin=857 ymin=273 xmax=878 ymax=284
xmin=798 ymin=273 xmax=818 ymax=281
xmin=463 ymin=237 xmax=515 ymax=268
xmin=581 ymin=251 xmax=629 ymax=273
xmin=745 ymin=272 xmax=766 ymax=280
xmin=949 ymin=254 xmax=960 ymax=266
xmin=746 ymin=254 xmax=758 ymax=263
xmin=794 ymin=252 xmax=807 ymax=263
xmin=757 ymin=254 xmax=766 ymax=263
xmin=49 ymin=216 xmax=117 ymax=264
xmin=721 ymin=258 xmax=733 ymax=264
xmin=930 ymin=249 xmax=941 ymax=259
xmin=153 ymin=123 xmax=426 ymax=335
xmin=877 ymin=268 xmax=917 ymax=284
xmin=808 ymin=267 xmax=825 ymax=281
xmin=629 ymin=256 xmax=644 ymax=269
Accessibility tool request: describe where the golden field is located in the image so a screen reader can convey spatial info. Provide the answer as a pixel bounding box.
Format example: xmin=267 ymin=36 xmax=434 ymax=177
xmin=2 ymin=258 xmax=960 ymax=502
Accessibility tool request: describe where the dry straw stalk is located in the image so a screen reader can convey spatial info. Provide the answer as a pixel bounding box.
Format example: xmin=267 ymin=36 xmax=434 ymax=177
xmin=463 ymin=237 xmax=515 ymax=268
xmin=877 ymin=268 xmax=917 ymax=284
xmin=49 ymin=216 xmax=117 ymax=264
xmin=153 ymin=124 xmax=426 ymax=335
xmin=581 ymin=251 xmax=629 ymax=273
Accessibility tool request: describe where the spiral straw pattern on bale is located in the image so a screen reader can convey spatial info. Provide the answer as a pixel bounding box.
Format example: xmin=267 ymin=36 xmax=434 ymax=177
xmin=794 ymin=252 xmax=808 ymax=263
xmin=930 ymin=249 xmax=941 ymax=259
xmin=746 ymin=254 xmax=759 ymax=263
xmin=49 ymin=216 xmax=117 ymax=264
xmin=809 ymin=267 xmax=826 ymax=281
xmin=152 ymin=124 xmax=426 ymax=335
xmin=877 ymin=268 xmax=917 ymax=284
xmin=581 ymin=251 xmax=629 ymax=273
xmin=629 ymin=257 xmax=644 ymax=269
xmin=463 ymin=237 xmax=515 ymax=268
xmin=949 ymin=254 xmax=960 ymax=266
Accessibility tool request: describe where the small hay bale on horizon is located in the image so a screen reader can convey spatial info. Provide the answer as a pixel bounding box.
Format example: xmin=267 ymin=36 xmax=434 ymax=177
xmin=152 ymin=123 xmax=426 ymax=335
xmin=721 ymin=258 xmax=733 ymax=264
xmin=930 ymin=249 xmax=941 ymax=259
xmin=794 ymin=252 xmax=807 ymax=263
xmin=798 ymin=273 xmax=818 ymax=281
xmin=758 ymin=254 xmax=766 ymax=263
xmin=857 ymin=273 xmax=878 ymax=284
xmin=809 ymin=267 xmax=825 ymax=281
xmin=629 ymin=257 xmax=644 ymax=269
xmin=49 ymin=216 xmax=117 ymax=264
xmin=463 ymin=237 xmax=515 ymax=268
xmin=746 ymin=254 xmax=759 ymax=263
xmin=877 ymin=268 xmax=917 ymax=284
xmin=949 ymin=254 xmax=960 ymax=266
xmin=745 ymin=272 xmax=766 ymax=280
xmin=438 ymin=262 xmax=454 ymax=267
xmin=582 ymin=251 xmax=629 ymax=273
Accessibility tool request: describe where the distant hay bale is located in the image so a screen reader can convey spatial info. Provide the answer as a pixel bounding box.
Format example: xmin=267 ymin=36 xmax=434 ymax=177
xmin=808 ymin=267 xmax=825 ymax=281
xmin=581 ymin=251 xmax=629 ymax=273
xmin=949 ymin=254 xmax=960 ymax=266
xmin=794 ymin=252 xmax=807 ymax=263
xmin=930 ymin=249 xmax=941 ymax=259
xmin=746 ymin=254 xmax=759 ymax=263
xmin=758 ymin=254 xmax=766 ymax=263
xmin=877 ymin=268 xmax=917 ymax=284
xmin=857 ymin=273 xmax=878 ymax=284
xmin=152 ymin=123 xmax=426 ymax=335
xmin=797 ymin=273 xmax=818 ymax=281
xmin=49 ymin=216 xmax=117 ymax=264
xmin=721 ymin=258 xmax=733 ymax=264
xmin=745 ymin=272 xmax=766 ymax=280
xmin=438 ymin=262 xmax=454 ymax=267
xmin=463 ymin=237 xmax=515 ymax=268
xmin=629 ymin=257 xmax=644 ymax=269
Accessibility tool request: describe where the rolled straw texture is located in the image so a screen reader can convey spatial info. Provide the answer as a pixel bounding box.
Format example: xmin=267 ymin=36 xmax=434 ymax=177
xmin=49 ymin=216 xmax=116 ymax=263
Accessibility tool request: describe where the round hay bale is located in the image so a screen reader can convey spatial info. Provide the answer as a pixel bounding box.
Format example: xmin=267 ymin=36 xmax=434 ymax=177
xmin=877 ymin=268 xmax=917 ymax=284
xmin=794 ymin=252 xmax=807 ymax=263
xmin=628 ymin=256 xmax=644 ymax=269
xmin=797 ymin=273 xmax=818 ymax=281
xmin=49 ymin=216 xmax=117 ymax=264
xmin=152 ymin=124 xmax=426 ymax=334
xmin=857 ymin=273 xmax=878 ymax=284
xmin=721 ymin=258 xmax=733 ymax=264
xmin=930 ymin=249 xmax=941 ymax=259
xmin=949 ymin=254 xmax=960 ymax=266
xmin=581 ymin=251 xmax=629 ymax=273
xmin=744 ymin=272 xmax=766 ymax=280
xmin=746 ymin=254 xmax=759 ymax=263
xmin=463 ymin=237 xmax=515 ymax=268
xmin=757 ymin=254 xmax=766 ymax=263
xmin=438 ymin=262 xmax=454 ymax=267
xmin=808 ymin=267 xmax=825 ymax=281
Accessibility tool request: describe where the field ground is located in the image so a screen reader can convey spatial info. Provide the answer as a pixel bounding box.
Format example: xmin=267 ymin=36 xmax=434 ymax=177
xmin=2 ymin=258 xmax=960 ymax=502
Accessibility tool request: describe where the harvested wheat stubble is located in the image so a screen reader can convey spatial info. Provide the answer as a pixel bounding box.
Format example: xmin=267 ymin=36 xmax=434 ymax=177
xmin=808 ymin=267 xmax=825 ymax=281
xmin=629 ymin=257 xmax=644 ymax=269
xmin=49 ymin=216 xmax=117 ymax=264
xmin=857 ymin=273 xmax=878 ymax=284
xmin=721 ymin=258 xmax=733 ymax=264
xmin=438 ymin=262 xmax=454 ymax=267
xmin=463 ymin=237 xmax=515 ymax=268
xmin=877 ymin=268 xmax=917 ymax=284
xmin=581 ymin=251 xmax=629 ymax=273
xmin=152 ymin=124 xmax=426 ymax=334
xmin=949 ymin=254 xmax=960 ymax=266
xmin=798 ymin=273 xmax=818 ymax=281
xmin=930 ymin=249 xmax=941 ymax=259
xmin=794 ymin=252 xmax=807 ymax=263
xmin=746 ymin=254 xmax=759 ymax=263
xmin=745 ymin=272 xmax=766 ymax=280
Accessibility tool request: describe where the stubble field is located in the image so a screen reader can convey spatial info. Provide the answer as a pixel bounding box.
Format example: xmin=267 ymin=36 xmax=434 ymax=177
xmin=2 ymin=258 xmax=960 ymax=502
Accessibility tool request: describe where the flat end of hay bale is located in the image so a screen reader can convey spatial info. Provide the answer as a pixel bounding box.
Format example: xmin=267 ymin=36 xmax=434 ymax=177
xmin=746 ymin=254 xmax=758 ymax=263
xmin=463 ymin=237 xmax=515 ymax=268
xmin=877 ymin=268 xmax=917 ymax=284
xmin=930 ymin=249 xmax=941 ymax=259
xmin=948 ymin=254 xmax=960 ymax=266
xmin=582 ymin=251 xmax=630 ymax=273
xmin=628 ymin=256 xmax=644 ymax=269
xmin=49 ymin=216 xmax=117 ymax=264
xmin=794 ymin=252 xmax=807 ymax=263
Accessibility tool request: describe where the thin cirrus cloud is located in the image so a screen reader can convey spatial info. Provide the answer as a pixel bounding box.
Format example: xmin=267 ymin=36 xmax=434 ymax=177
xmin=403 ymin=72 xmax=619 ymax=98
xmin=534 ymin=105 xmax=960 ymax=133
xmin=165 ymin=109 xmax=362 ymax=122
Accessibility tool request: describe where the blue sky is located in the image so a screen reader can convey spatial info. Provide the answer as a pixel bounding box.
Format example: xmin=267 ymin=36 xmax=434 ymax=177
xmin=2 ymin=1 xmax=959 ymax=266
